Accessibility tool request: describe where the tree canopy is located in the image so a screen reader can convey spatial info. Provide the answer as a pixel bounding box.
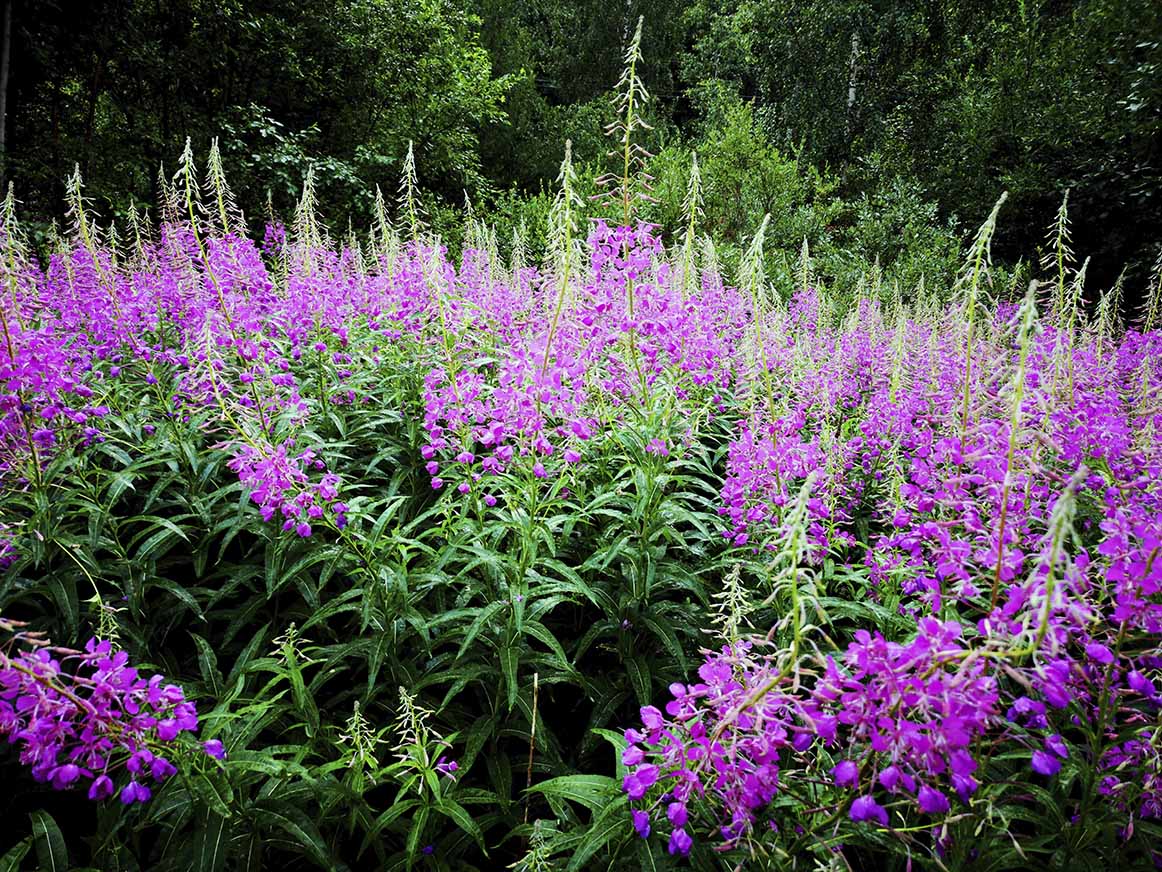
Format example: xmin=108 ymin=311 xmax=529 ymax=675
xmin=1 ymin=0 xmax=1159 ymax=288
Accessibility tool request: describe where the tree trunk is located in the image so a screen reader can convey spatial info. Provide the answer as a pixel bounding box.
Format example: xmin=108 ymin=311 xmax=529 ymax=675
xmin=845 ymin=31 xmax=860 ymax=132
xmin=0 ymin=0 xmax=12 ymax=190
xmin=842 ymin=30 xmax=861 ymax=175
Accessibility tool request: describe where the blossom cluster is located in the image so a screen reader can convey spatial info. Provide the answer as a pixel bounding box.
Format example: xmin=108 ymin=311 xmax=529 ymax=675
xmin=417 ymin=220 xmax=746 ymax=496
xmin=1 ymin=165 xmax=1160 ymax=863
xmin=617 ymin=282 xmax=1161 ymax=856
xmin=622 ymin=619 xmax=1003 ymax=853
xmin=0 ymin=623 xmax=217 ymax=804
xmin=226 ymin=439 xmax=348 ymax=536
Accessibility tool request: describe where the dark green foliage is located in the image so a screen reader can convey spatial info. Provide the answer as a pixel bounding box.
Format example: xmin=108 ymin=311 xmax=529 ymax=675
xmin=683 ymin=0 xmax=1162 ymax=298
xmin=3 ymin=0 xmax=1158 ymax=295
xmin=5 ymin=0 xmax=510 ymax=226
xmin=0 ymin=352 xmax=743 ymax=869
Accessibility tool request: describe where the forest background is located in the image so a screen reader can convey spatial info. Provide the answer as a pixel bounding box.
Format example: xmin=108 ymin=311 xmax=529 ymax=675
xmin=2 ymin=0 xmax=1160 ymax=304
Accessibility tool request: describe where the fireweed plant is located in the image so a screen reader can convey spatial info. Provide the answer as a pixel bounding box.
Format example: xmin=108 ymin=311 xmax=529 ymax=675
xmin=0 ymin=48 xmax=1159 ymax=872
xmin=0 ymin=617 xmax=219 ymax=803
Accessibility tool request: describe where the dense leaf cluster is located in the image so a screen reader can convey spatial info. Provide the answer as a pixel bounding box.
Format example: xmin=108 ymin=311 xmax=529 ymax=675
xmin=2 ymin=0 xmax=1159 ymax=296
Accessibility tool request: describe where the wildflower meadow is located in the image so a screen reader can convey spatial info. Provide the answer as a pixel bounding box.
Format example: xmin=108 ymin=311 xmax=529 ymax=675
xmin=2 ymin=17 xmax=1162 ymax=872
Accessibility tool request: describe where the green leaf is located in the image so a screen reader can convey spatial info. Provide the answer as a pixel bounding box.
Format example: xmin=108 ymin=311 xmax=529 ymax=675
xmin=225 ymin=623 xmax=270 ymax=687
xmin=626 ymin=654 xmax=651 ymax=705
xmin=251 ymin=803 xmax=334 ymax=869
xmin=405 ymin=804 xmax=430 ymax=863
xmin=30 ymin=811 xmax=67 ymax=872
xmin=240 ymin=831 xmax=264 ymax=872
xmin=528 ymin=775 xmax=620 ymax=811
xmin=187 ymin=767 xmax=235 ymax=818
xmin=283 ymin=649 xmax=319 ymax=737
xmin=361 ymin=798 xmax=421 ymax=853
xmin=191 ymin=811 xmax=230 ymax=872
xmin=435 ymin=799 xmax=488 ymax=855
xmin=150 ymin=577 xmax=206 ymax=619
xmin=455 ymin=601 xmax=507 ymax=659
xmin=590 ymin=728 xmax=630 ymax=779
xmin=191 ymin=633 xmax=222 ymax=695
xmin=500 ymin=642 xmax=519 ymax=710
xmin=42 ymin=577 xmax=79 ymax=636
xmin=565 ymin=799 xmax=629 ymax=872
xmin=522 ymin=621 xmax=571 ymax=671
xmin=639 ymin=616 xmax=688 ymax=671
xmin=129 ymin=514 xmax=191 ymax=560
xmin=0 ymin=838 xmax=32 ymax=872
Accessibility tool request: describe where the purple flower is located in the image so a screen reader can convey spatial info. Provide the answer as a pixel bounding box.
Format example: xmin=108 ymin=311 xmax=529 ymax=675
xmin=88 ymin=775 xmax=115 ymax=800
xmin=150 ymin=756 xmax=177 ymax=781
xmin=667 ymin=827 xmax=692 ymax=856
xmin=49 ymin=764 xmax=83 ymax=790
xmin=204 ymin=739 xmax=227 ymax=760
xmin=120 ymin=781 xmax=152 ymax=804
xmin=849 ymin=795 xmax=889 ymax=826
xmin=631 ymin=809 xmax=651 ymax=839
xmin=646 ymin=438 xmax=669 ymax=457
xmin=640 ymin=706 xmax=664 ymax=732
xmin=832 ymin=760 xmax=859 ymax=787
xmin=0 ymin=631 xmax=198 ymax=804
xmin=1128 ymin=671 xmax=1158 ymax=699
xmin=622 ymin=764 xmax=659 ymax=800
xmin=226 ymin=442 xmax=346 ymax=536
xmin=1032 ymin=750 xmax=1062 ymax=776
xmin=6 ymin=161 xmax=1162 ymax=858
xmin=918 ymin=785 xmax=950 ymax=814
xmin=1085 ymin=643 xmax=1115 ymax=665
xmin=1045 ymin=734 xmax=1069 ymax=759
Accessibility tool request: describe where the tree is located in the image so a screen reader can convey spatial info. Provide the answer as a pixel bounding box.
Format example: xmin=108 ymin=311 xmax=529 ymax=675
xmin=4 ymin=0 xmax=512 ymax=226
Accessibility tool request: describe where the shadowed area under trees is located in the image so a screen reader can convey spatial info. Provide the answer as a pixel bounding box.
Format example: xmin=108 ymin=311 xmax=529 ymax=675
xmin=1 ymin=0 xmax=1159 ymax=303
